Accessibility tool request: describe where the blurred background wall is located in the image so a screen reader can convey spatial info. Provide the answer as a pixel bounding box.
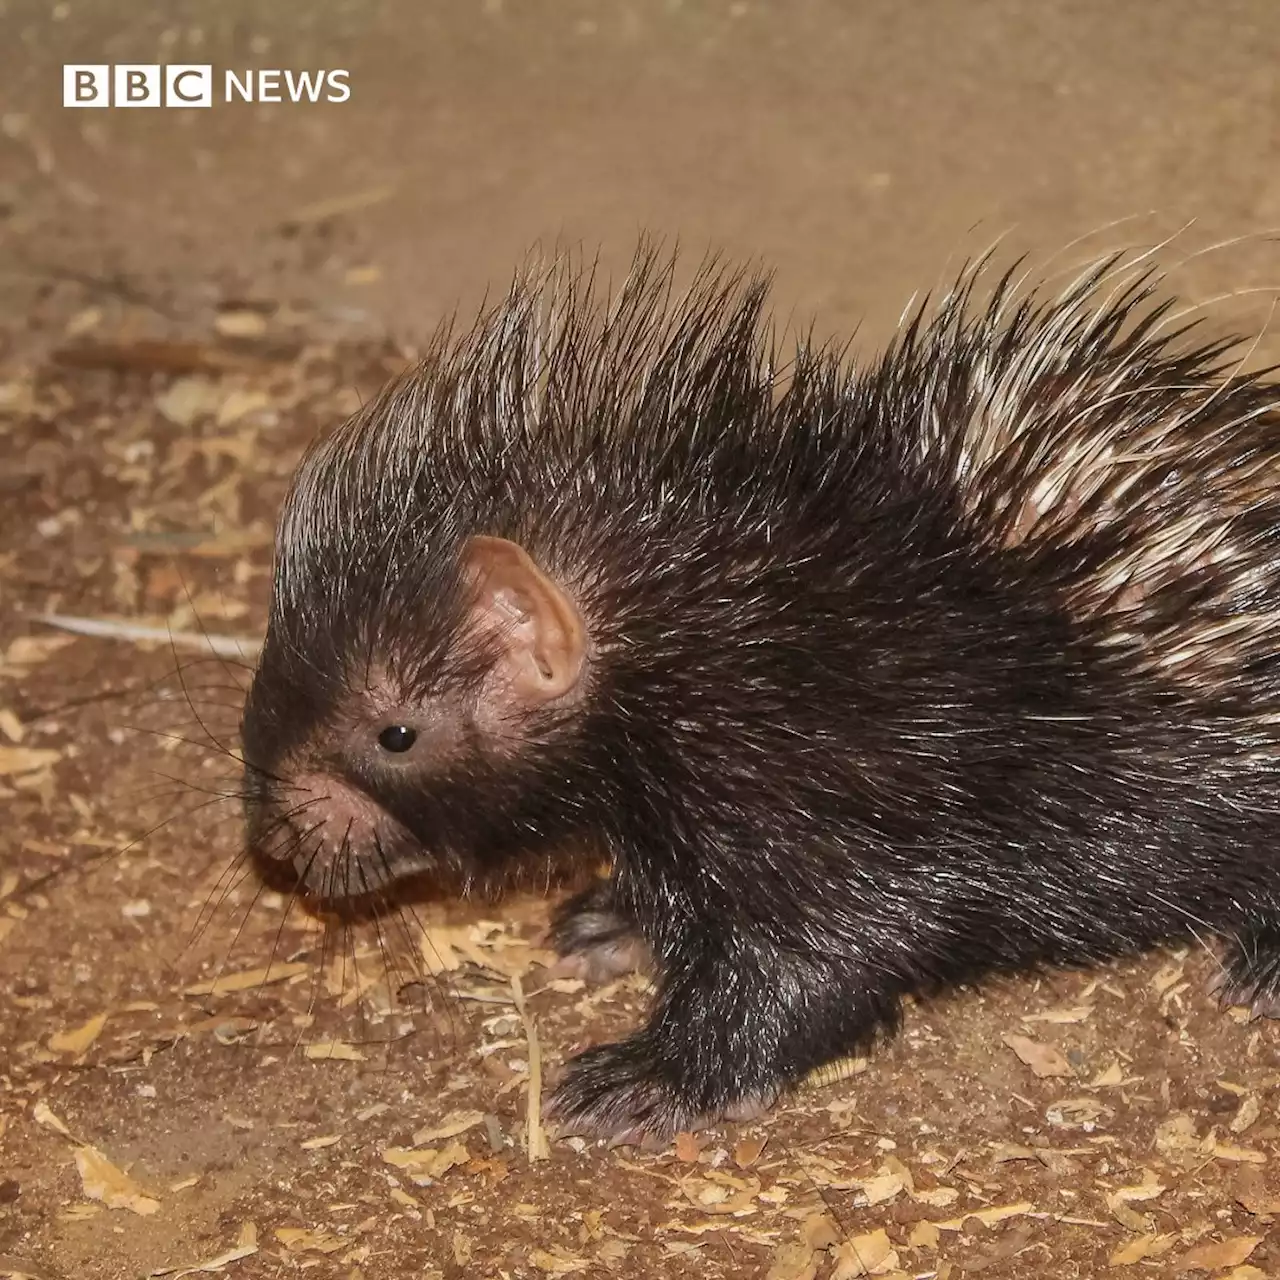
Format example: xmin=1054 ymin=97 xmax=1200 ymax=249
xmin=2 ymin=0 xmax=1279 ymax=349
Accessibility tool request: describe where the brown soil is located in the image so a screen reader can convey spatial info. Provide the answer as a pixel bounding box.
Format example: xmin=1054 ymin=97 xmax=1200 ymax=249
xmin=3 ymin=4 xmax=1280 ymax=1278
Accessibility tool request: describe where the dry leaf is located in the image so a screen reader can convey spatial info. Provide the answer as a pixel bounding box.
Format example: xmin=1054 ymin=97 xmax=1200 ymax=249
xmin=734 ymin=1135 xmax=767 ymax=1168
xmin=0 ymin=747 xmax=61 ymax=777
xmin=1230 ymin=1095 xmax=1262 ymax=1135
xmin=382 ymin=1141 xmax=470 ymax=1185
xmin=1002 ymin=1033 xmax=1072 ymax=1078
xmin=1209 ymin=1139 xmax=1266 ymax=1165
xmin=908 ymin=1221 xmax=940 ymax=1249
xmin=274 ymin=1227 xmax=345 ymax=1254
xmin=0 ymin=709 xmax=25 ymax=741
xmin=153 ymin=1222 xmax=259 ymax=1276
xmin=304 ymin=1040 xmax=365 ymax=1062
xmin=766 ymin=1242 xmax=819 ymax=1280
xmin=852 ymin=1168 xmax=906 ymax=1206
xmin=1154 ymin=1113 xmax=1199 ymax=1156
xmin=1178 ymin=1237 xmax=1261 ymax=1271
xmin=31 ymin=1101 xmax=73 ymax=1138
xmin=829 ymin=1228 xmax=898 ymax=1278
xmin=48 ymin=1012 xmax=108 ymax=1056
xmin=802 ymin=1214 xmax=841 ymax=1251
xmin=674 ymin=1132 xmax=703 ymax=1163
xmin=3 ymin=636 xmax=74 ymax=669
xmin=155 ymin=378 xmax=225 ymax=427
xmin=914 ymin=1186 xmax=959 ymax=1208
xmin=75 ymin=1145 xmax=160 ymax=1215
xmin=214 ymin=310 xmax=268 ymax=339
xmin=529 ymin=1248 xmax=589 ymax=1274
xmin=1108 ymin=1234 xmax=1177 ymax=1265
xmin=1090 ymin=1060 xmax=1125 ymax=1087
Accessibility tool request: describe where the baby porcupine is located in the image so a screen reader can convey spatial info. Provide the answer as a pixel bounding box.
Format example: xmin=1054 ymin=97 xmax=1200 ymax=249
xmin=241 ymin=245 xmax=1280 ymax=1141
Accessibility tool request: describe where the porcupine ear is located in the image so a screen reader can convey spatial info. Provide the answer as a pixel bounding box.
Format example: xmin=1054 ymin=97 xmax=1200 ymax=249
xmin=462 ymin=536 xmax=586 ymax=703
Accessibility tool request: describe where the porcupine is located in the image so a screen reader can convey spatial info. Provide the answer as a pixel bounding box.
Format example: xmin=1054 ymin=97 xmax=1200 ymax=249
xmin=239 ymin=243 xmax=1280 ymax=1142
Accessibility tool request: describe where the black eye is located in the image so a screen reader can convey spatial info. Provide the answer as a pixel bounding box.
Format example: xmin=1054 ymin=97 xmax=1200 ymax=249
xmin=378 ymin=724 xmax=417 ymax=754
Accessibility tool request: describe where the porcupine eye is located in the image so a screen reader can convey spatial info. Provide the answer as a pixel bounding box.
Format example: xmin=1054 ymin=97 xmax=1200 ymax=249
xmin=378 ymin=725 xmax=417 ymax=753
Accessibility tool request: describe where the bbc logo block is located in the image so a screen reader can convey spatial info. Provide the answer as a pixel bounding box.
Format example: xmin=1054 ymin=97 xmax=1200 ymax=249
xmin=63 ymin=64 xmax=212 ymax=108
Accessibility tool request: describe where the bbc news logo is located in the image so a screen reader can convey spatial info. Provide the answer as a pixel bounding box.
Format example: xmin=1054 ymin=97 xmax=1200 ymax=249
xmin=63 ymin=65 xmax=351 ymax=108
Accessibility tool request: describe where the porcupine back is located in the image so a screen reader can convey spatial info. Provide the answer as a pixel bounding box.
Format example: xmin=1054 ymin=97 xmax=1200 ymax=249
xmin=275 ymin=249 xmax=1280 ymax=718
xmin=909 ymin=260 xmax=1280 ymax=711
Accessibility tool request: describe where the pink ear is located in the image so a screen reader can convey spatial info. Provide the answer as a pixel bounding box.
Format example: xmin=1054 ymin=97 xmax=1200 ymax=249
xmin=463 ymin=536 xmax=586 ymax=702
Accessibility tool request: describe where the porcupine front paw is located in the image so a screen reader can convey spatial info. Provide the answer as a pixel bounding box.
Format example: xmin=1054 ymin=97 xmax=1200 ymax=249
xmin=1210 ymin=924 xmax=1280 ymax=1019
xmin=546 ymin=879 xmax=652 ymax=983
xmin=544 ymin=1034 xmax=776 ymax=1147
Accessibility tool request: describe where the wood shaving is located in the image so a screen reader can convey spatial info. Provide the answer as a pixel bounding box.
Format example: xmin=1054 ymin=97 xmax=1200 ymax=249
xmin=411 ymin=1110 xmax=486 ymax=1145
xmin=1108 ymin=1233 xmax=1177 ymax=1266
xmin=183 ymin=961 xmax=309 ymax=996
xmin=304 ymin=1040 xmax=365 ymax=1062
xmin=47 ymin=1012 xmax=108 ymax=1056
xmin=510 ymin=974 xmax=548 ymax=1162
xmin=935 ymin=1201 xmax=1034 ymax=1231
xmin=74 ymin=1145 xmax=160 ymax=1216
xmin=1177 ymin=1236 xmax=1262 ymax=1271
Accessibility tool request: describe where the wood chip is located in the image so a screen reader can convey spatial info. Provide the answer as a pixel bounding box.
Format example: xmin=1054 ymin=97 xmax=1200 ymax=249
xmin=1002 ymin=1033 xmax=1073 ymax=1078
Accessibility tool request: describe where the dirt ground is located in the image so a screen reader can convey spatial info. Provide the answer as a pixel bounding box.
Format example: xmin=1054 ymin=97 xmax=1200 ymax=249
xmin=4 ymin=4 xmax=1280 ymax=1278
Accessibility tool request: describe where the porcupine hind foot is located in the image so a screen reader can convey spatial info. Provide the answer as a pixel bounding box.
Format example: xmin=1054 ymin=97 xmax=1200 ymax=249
xmin=1210 ymin=924 xmax=1280 ymax=1020
xmin=546 ymin=878 xmax=653 ymax=983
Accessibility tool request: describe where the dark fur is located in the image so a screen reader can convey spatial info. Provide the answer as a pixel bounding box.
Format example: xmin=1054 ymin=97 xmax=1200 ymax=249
xmin=242 ymin=246 xmax=1280 ymax=1138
